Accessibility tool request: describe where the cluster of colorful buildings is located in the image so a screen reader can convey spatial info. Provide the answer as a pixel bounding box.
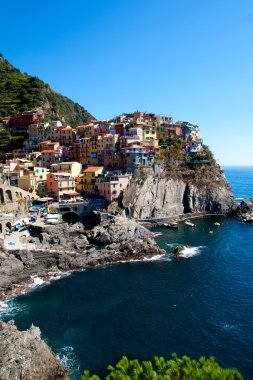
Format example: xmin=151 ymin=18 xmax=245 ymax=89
xmin=0 ymin=111 xmax=204 ymax=203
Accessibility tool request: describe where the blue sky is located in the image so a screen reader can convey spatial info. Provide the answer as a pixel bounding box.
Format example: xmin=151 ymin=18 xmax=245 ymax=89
xmin=1 ymin=0 xmax=253 ymax=165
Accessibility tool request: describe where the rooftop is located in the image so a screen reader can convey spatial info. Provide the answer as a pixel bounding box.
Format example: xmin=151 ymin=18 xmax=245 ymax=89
xmin=84 ymin=166 xmax=104 ymax=173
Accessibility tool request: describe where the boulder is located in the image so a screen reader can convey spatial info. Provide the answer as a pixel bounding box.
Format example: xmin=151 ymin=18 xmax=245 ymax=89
xmin=173 ymin=245 xmax=187 ymax=257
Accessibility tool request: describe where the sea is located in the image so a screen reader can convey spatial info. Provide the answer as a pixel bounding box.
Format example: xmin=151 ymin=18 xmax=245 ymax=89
xmin=1 ymin=166 xmax=253 ymax=379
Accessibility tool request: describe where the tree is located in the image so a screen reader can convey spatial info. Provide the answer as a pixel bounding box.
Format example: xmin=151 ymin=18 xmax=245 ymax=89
xmin=78 ymin=354 xmax=243 ymax=380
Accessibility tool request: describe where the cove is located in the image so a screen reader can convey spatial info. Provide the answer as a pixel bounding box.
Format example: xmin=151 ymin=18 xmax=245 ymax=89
xmin=1 ymin=216 xmax=253 ymax=379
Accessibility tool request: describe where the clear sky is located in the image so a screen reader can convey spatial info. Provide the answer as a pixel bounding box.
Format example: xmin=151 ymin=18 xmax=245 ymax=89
xmin=1 ymin=0 xmax=253 ymax=165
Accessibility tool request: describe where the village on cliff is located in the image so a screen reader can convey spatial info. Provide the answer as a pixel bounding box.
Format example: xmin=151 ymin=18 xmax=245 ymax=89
xmin=0 ymin=110 xmax=206 ymax=228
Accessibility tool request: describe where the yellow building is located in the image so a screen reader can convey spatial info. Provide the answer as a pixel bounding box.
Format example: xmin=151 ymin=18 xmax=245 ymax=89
xmin=76 ymin=123 xmax=95 ymax=138
xmin=76 ymin=166 xmax=104 ymax=194
xmin=59 ymin=126 xmax=75 ymax=146
xmin=142 ymin=125 xmax=157 ymax=141
xmin=78 ymin=137 xmax=98 ymax=166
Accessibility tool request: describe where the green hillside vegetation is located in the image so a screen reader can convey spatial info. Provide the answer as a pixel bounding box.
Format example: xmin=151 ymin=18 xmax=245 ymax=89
xmin=0 ymin=53 xmax=94 ymax=127
xmin=70 ymin=355 xmax=243 ymax=380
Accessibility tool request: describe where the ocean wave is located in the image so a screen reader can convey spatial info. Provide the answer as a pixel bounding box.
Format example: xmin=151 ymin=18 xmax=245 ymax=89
xmin=0 ymin=298 xmax=27 ymax=317
xmin=166 ymin=243 xmax=205 ymax=258
xmin=119 ymin=253 xmax=167 ymax=264
xmin=235 ymin=197 xmax=244 ymax=200
xmin=30 ymin=276 xmax=49 ymax=288
xmin=178 ymin=246 xmax=203 ymax=258
xmin=57 ymin=346 xmax=80 ymax=376
xmin=48 ymin=271 xmax=73 ymax=281
xmin=143 ymin=254 xmax=166 ymax=261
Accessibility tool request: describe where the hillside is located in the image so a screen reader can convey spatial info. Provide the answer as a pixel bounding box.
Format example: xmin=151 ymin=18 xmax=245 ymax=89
xmin=0 ymin=54 xmax=94 ymax=127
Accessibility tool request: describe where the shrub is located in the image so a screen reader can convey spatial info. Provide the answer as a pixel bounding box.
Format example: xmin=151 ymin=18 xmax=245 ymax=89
xmin=75 ymin=354 xmax=243 ymax=380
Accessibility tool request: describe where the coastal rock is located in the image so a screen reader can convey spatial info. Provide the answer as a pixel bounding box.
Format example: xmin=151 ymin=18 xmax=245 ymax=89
xmin=0 ymin=320 xmax=68 ymax=380
xmin=86 ymin=215 xmax=165 ymax=259
xmin=123 ymin=166 xmax=235 ymax=219
xmin=236 ymin=198 xmax=253 ymax=224
xmin=173 ymin=245 xmax=187 ymax=257
xmin=87 ymin=215 xmax=151 ymax=243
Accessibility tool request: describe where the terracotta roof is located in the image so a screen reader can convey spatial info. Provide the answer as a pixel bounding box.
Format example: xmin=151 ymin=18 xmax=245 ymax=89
xmin=84 ymin=166 xmax=104 ymax=173
xmin=41 ymin=150 xmax=61 ymax=153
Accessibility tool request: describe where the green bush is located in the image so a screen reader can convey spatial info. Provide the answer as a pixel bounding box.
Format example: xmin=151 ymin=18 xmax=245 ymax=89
xmin=71 ymin=354 xmax=243 ymax=380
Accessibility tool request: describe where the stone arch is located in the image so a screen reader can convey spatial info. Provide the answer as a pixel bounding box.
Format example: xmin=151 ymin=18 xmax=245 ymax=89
xmin=0 ymin=188 xmax=4 ymax=203
xmin=5 ymin=189 xmax=12 ymax=202
xmin=62 ymin=212 xmax=80 ymax=223
xmin=6 ymin=222 xmax=11 ymax=230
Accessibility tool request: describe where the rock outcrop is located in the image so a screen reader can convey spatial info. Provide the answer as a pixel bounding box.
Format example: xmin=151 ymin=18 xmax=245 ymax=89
xmin=236 ymin=198 xmax=253 ymax=224
xmin=0 ymin=216 xmax=165 ymax=297
xmin=123 ymin=165 xmax=235 ymax=219
xmin=0 ymin=320 xmax=68 ymax=380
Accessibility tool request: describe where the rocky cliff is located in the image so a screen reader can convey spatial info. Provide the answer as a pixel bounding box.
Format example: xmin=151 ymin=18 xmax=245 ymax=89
xmin=0 ymin=320 xmax=68 ymax=380
xmin=123 ymin=164 xmax=235 ymax=219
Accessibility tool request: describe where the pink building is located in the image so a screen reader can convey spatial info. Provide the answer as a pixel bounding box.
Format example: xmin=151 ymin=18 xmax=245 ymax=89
xmin=97 ymin=172 xmax=131 ymax=202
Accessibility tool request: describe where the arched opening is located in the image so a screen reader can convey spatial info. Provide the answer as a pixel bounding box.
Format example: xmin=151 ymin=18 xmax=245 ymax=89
xmin=6 ymin=222 xmax=11 ymax=231
xmin=0 ymin=223 xmax=2 ymax=233
xmin=20 ymin=192 xmax=23 ymax=198
xmin=62 ymin=212 xmax=80 ymax=223
xmin=0 ymin=188 xmax=4 ymax=203
xmin=5 ymin=190 xmax=12 ymax=202
xmin=15 ymin=191 xmax=19 ymax=198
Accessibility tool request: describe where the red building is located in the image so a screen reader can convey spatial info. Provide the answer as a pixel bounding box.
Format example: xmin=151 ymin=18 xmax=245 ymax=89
xmin=8 ymin=111 xmax=40 ymax=133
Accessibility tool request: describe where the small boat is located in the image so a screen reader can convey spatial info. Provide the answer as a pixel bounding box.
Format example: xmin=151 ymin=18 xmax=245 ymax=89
xmin=163 ymin=223 xmax=179 ymax=229
xmin=185 ymin=221 xmax=195 ymax=228
xmin=209 ymin=230 xmax=213 ymax=234
xmin=213 ymin=222 xmax=221 ymax=226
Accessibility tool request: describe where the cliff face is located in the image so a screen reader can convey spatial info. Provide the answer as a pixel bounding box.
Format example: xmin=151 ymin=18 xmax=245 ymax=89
xmin=0 ymin=321 xmax=68 ymax=380
xmin=123 ymin=165 xmax=235 ymax=219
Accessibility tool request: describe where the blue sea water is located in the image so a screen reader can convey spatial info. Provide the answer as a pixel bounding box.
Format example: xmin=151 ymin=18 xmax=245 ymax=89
xmin=223 ymin=166 xmax=253 ymax=201
xmin=1 ymin=167 xmax=253 ymax=379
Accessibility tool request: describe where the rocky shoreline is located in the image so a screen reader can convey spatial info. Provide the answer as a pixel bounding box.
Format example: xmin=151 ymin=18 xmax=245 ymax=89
xmin=0 ymin=215 xmax=166 ymax=303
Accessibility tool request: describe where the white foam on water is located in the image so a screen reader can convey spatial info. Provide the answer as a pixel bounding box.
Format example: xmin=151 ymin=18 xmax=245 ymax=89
xmin=0 ymin=298 xmax=27 ymax=317
xmin=48 ymin=271 xmax=73 ymax=281
xmin=166 ymin=243 xmax=205 ymax=258
xmin=178 ymin=246 xmax=205 ymax=258
xmin=57 ymin=346 xmax=80 ymax=376
xmin=30 ymin=276 xmax=48 ymax=288
xmin=235 ymin=197 xmax=244 ymax=200
xmin=143 ymin=254 xmax=166 ymax=261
